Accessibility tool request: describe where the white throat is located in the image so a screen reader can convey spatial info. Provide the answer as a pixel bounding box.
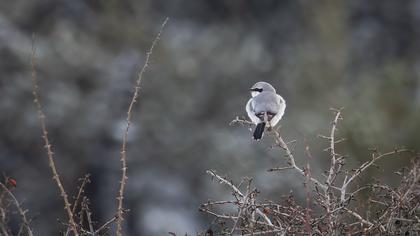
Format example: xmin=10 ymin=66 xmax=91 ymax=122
xmin=251 ymin=91 xmax=260 ymax=97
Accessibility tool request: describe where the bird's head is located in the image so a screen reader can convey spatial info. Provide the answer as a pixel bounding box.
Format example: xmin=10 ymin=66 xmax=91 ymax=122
xmin=250 ymin=81 xmax=276 ymax=97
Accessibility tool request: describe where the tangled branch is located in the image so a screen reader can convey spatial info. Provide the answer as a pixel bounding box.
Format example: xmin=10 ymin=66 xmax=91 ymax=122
xmin=0 ymin=182 xmax=34 ymax=236
xmin=200 ymin=109 xmax=419 ymax=235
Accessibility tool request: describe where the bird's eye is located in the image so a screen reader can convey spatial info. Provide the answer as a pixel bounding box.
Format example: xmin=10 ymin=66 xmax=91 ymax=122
xmin=250 ymin=88 xmax=263 ymax=92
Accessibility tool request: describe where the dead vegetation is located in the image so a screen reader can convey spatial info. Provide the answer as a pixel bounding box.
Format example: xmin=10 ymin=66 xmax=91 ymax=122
xmin=0 ymin=19 xmax=168 ymax=236
xmin=200 ymin=110 xmax=420 ymax=235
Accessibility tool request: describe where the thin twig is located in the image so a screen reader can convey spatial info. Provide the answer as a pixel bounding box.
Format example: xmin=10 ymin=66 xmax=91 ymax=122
xmin=0 ymin=223 xmax=10 ymax=236
xmin=230 ymin=191 xmax=248 ymax=234
xmin=93 ymin=215 xmax=118 ymax=236
xmin=324 ymin=109 xmax=341 ymax=232
xmin=65 ymin=174 xmax=91 ymax=236
xmin=0 ymin=183 xmax=34 ymax=236
xmin=344 ymin=207 xmax=374 ymax=227
xmin=325 ymin=109 xmax=341 ymax=188
xmin=303 ymin=137 xmax=314 ymax=235
xmin=206 ymin=170 xmax=243 ymax=198
xmin=205 ymin=170 xmax=275 ymax=227
xmin=242 ymin=229 xmax=286 ymax=236
xmin=229 ymin=116 xmax=254 ymax=126
xmin=115 ymin=17 xmax=169 ymax=236
xmin=340 ymin=149 xmax=410 ymax=202
xmin=82 ymin=198 xmax=95 ymax=234
xmin=30 ymin=36 xmax=79 ymax=236
xmin=199 ymin=207 xmax=279 ymax=230
xmin=72 ymin=174 xmax=90 ymax=215
xmin=272 ymin=131 xmax=327 ymax=190
xmin=267 ymin=166 xmax=294 ymax=172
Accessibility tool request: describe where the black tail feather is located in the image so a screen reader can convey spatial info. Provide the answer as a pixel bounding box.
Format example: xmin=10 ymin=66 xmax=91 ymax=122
xmin=253 ymin=122 xmax=266 ymax=140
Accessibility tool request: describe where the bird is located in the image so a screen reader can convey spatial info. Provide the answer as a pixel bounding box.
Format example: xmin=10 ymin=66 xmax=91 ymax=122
xmin=246 ymin=82 xmax=286 ymax=140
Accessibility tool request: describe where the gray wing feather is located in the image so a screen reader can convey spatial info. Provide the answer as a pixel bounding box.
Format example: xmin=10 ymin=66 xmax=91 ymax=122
xmin=246 ymin=98 xmax=262 ymax=124
xmin=269 ymin=95 xmax=286 ymax=127
xmin=252 ymin=92 xmax=281 ymax=114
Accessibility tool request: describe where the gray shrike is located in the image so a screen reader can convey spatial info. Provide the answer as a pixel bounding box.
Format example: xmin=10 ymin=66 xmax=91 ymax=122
xmin=246 ymin=82 xmax=286 ymax=140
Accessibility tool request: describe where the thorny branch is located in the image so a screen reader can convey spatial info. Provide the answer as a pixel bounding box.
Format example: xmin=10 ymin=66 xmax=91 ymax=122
xmin=65 ymin=174 xmax=91 ymax=236
xmin=205 ymin=170 xmax=275 ymax=229
xmin=0 ymin=183 xmax=33 ymax=236
xmin=116 ymin=17 xmax=169 ymax=236
xmin=30 ymin=37 xmax=79 ymax=236
xmin=340 ymin=148 xmax=410 ymax=203
xmin=271 ymin=130 xmax=328 ymax=190
xmin=200 ymin=109 xmax=419 ymax=235
xmin=323 ymin=108 xmax=342 ymax=232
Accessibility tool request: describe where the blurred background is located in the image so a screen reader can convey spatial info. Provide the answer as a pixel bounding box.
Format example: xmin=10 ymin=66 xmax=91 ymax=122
xmin=0 ymin=0 xmax=419 ymax=235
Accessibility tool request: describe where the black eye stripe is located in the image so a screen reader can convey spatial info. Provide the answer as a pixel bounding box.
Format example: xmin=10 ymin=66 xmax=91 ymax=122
xmin=251 ymin=88 xmax=263 ymax=92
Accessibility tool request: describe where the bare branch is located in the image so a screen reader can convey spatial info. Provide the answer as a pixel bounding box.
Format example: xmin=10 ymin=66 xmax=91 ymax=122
xmin=205 ymin=110 xmax=418 ymax=235
xmin=30 ymin=36 xmax=79 ymax=236
xmin=324 ymin=109 xmax=342 ymax=232
xmin=340 ymin=149 xmax=411 ymax=202
xmin=92 ymin=215 xmax=118 ymax=236
xmin=82 ymin=198 xmax=95 ymax=234
xmin=344 ymin=207 xmax=373 ymax=227
xmin=0 ymin=183 xmax=33 ymax=236
xmin=115 ymin=17 xmax=169 ymax=236
xmin=206 ymin=170 xmax=243 ymax=198
xmin=325 ymin=110 xmax=341 ymax=187
xmin=205 ymin=170 xmax=275 ymax=228
xmin=229 ymin=116 xmax=254 ymax=126
xmin=72 ymin=174 xmax=90 ymax=215
xmin=271 ymin=130 xmax=327 ymax=190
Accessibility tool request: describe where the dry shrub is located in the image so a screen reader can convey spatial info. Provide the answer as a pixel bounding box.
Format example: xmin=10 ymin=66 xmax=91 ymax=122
xmin=0 ymin=18 xmax=169 ymax=236
xmin=200 ymin=109 xmax=420 ymax=235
